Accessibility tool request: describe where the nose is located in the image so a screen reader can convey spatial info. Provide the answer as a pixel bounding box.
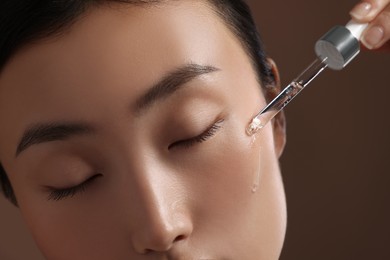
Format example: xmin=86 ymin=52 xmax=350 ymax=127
xmin=131 ymin=172 xmax=193 ymax=254
xmin=133 ymin=214 xmax=193 ymax=254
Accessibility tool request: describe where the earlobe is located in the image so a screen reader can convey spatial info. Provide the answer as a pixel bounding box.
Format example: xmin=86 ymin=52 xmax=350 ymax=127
xmin=265 ymin=58 xmax=286 ymax=158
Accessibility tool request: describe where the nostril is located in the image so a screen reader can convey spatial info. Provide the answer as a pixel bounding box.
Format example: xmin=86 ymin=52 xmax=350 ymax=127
xmin=173 ymin=235 xmax=186 ymax=243
xmin=140 ymin=234 xmax=187 ymax=254
xmin=142 ymin=235 xmax=186 ymax=255
xmin=143 ymin=248 xmax=153 ymax=254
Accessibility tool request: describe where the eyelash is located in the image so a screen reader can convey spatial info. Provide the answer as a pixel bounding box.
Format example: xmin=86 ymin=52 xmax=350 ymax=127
xmin=45 ymin=120 xmax=223 ymax=201
xmin=47 ymin=174 xmax=102 ymax=201
xmin=169 ymin=119 xmax=224 ymax=150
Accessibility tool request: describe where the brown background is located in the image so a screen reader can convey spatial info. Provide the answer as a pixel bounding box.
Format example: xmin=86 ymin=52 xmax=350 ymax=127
xmin=1 ymin=0 xmax=389 ymax=259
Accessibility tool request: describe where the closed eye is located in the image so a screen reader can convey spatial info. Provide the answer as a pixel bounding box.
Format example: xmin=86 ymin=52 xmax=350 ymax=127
xmin=46 ymin=174 xmax=102 ymax=201
xmin=168 ymin=119 xmax=224 ymax=150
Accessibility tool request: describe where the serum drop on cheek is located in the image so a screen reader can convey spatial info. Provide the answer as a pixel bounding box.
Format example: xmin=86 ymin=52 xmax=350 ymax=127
xmin=249 ymin=132 xmax=261 ymax=193
xmin=252 ymin=170 xmax=261 ymax=193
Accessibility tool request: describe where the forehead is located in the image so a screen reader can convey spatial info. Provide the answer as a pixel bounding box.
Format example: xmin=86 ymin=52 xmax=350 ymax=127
xmin=0 ymin=1 xmax=238 ymax=112
xmin=0 ymin=1 xmax=238 ymax=94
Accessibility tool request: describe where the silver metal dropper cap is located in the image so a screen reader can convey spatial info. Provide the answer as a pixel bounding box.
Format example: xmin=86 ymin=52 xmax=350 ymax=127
xmin=315 ymin=25 xmax=360 ymax=70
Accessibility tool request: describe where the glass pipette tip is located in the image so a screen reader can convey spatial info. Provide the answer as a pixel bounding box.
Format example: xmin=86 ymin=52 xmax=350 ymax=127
xmin=246 ymin=57 xmax=328 ymax=136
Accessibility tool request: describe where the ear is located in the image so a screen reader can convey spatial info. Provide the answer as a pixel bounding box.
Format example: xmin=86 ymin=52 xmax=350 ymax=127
xmin=265 ymin=58 xmax=286 ymax=158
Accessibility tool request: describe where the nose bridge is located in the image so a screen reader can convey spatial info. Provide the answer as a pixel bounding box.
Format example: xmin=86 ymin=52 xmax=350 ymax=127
xmin=130 ymin=154 xmax=193 ymax=253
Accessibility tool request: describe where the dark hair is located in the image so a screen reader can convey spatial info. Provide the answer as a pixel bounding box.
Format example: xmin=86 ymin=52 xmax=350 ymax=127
xmin=0 ymin=0 xmax=274 ymax=206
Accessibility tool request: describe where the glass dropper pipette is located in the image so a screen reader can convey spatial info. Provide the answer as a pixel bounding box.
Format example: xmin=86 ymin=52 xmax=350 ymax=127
xmin=246 ymin=20 xmax=368 ymax=136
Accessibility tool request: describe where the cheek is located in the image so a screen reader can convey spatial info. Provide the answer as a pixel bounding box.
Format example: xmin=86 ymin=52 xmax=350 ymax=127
xmin=189 ymin=116 xmax=279 ymax=202
xmin=9 ymin=168 xmax=127 ymax=259
xmin=17 ymin=198 xmax=130 ymax=259
xmin=186 ymin=119 xmax=286 ymax=256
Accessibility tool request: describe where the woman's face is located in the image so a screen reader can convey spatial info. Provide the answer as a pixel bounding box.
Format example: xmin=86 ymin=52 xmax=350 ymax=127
xmin=0 ymin=2 xmax=286 ymax=259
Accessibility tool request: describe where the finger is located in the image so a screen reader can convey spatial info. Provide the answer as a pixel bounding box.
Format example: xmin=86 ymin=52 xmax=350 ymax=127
xmin=361 ymin=4 xmax=390 ymax=49
xmin=362 ymin=41 xmax=390 ymax=51
xmin=350 ymin=0 xmax=390 ymax=22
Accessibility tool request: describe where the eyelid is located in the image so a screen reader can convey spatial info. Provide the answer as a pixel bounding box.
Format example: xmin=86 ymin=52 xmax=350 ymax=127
xmin=45 ymin=174 xmax=102 ymax=201
xmin=168 ymin=118 xmax=224 ymax=150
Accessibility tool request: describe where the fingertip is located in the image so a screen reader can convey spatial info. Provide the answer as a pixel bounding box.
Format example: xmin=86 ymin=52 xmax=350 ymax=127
xmin=350 ymin=2 xmax=373 ymax=20
xmin=361 ymin=25 xmax=385 ymax=50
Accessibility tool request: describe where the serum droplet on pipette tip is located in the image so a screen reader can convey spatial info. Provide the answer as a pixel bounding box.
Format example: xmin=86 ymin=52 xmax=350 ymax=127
xmin=246 ymin=117 xmax=263 ymax=136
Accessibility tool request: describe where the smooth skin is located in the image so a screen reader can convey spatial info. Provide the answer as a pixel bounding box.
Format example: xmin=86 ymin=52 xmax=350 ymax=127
xmin=0 ymin=2 xmax=286 ymax=259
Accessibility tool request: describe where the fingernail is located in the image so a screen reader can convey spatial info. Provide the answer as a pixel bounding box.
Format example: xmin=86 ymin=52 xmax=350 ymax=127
xmin=350 ymin=2 xmax=372 ymax=19
xmin=362 ymin=26 xmax=384 ymax=49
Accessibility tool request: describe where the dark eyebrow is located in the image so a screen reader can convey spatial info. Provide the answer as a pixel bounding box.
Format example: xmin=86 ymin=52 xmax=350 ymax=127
xmin=15 ymin=123 xmax=95 ymax=157
xmin=15 ymin=64 xmax=218 ymax=157
xmin=134 ymin=63 xmax=219 ymax=114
